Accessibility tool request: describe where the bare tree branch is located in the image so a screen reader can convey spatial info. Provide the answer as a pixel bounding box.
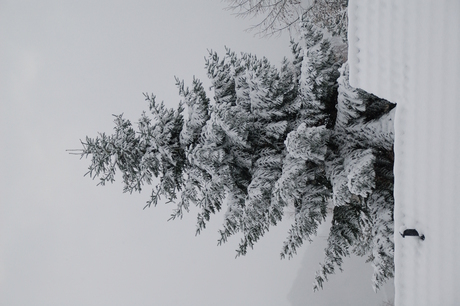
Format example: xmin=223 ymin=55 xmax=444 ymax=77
xmin=223 ymin=0 xmax=307 ymax=37
xmin=223 ymin=0 xmax=348 ymax=39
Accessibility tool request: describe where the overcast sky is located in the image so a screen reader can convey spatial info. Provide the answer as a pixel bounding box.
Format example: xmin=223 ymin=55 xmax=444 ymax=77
xmin=1 ymin=1 xmax=393 ymax=305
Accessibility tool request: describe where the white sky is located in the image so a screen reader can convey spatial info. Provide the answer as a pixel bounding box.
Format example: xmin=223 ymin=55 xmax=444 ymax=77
xmin=1 ymin=1 xmax=393 ymax=305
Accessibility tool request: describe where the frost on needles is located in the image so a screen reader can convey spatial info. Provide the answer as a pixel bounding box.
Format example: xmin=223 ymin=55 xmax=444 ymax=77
xmin=77 ymin=20 xmax=396 ymax=291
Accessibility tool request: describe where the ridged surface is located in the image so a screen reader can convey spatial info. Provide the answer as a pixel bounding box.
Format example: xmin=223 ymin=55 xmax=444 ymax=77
xmin=349 ymin=1 xmax=460 ymax=305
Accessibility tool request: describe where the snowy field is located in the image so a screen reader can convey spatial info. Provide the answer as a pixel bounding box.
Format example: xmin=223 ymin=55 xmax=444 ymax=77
xmin=349 ymin=1 xmax=460 ymax=305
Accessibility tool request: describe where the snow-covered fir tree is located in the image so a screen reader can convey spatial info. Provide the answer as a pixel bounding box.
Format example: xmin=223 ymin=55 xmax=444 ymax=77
xmin=76 ymin=18 xmax=396 ymax=291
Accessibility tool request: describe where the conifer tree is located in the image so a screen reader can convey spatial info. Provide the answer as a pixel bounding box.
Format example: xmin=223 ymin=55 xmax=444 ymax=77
xmin=75 ymin=18 xmax=396 ymax=291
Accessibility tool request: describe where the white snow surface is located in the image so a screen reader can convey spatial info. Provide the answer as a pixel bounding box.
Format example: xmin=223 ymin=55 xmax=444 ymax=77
xmin=349 ymin=1 xmax=460 ymax=305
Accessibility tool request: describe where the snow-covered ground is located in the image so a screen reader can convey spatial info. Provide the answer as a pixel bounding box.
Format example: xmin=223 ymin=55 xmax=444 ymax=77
xmin=348 ymin=1 xmax=460 ymax=305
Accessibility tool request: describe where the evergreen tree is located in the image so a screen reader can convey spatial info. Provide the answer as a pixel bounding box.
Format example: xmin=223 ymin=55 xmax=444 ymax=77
xmin=75 ymin=19 xmax=396 ymax=291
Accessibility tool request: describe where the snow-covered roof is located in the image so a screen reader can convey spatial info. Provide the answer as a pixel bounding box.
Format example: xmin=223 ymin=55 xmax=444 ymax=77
xmin=348 ymin=1 xmax=460 ymax=305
